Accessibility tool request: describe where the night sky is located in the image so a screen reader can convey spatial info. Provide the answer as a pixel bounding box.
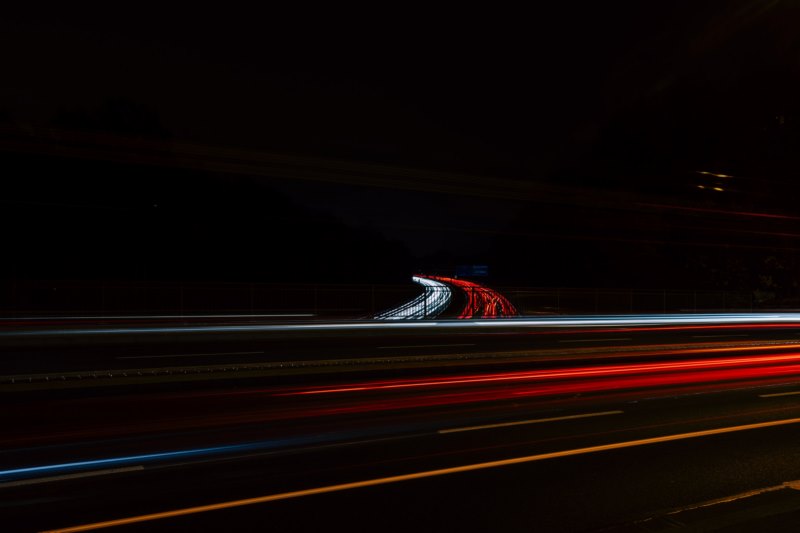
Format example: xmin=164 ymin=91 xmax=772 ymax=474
xmin=3 ymin=2 xmax=800 ymax=294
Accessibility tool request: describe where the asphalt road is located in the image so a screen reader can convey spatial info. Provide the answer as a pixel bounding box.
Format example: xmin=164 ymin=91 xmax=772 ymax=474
xmin=5 ymin=313 xmax=800 ymax=381
xmin=5 ymin=315 xmax=800 ymax=531
xmin=6 ymin=383 xmax=800 ymax=532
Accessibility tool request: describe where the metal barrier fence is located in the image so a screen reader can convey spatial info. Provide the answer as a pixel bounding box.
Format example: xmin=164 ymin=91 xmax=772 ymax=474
xmin=503 ymin=288 xmax=754 ymax=315
xmin=0 ymin=280 xmax=762 ymax=318
xmin=0 ymin=280 xmax=418 ymax=318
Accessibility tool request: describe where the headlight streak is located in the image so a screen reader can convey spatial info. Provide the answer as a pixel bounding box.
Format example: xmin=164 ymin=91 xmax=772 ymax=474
xmin=7 ymin=313 xmax=800 ymax=337
xmin=0 ymin=444 xmax=256 ymax=482
xmin=373 ymin=276 xmax=452 ymax=320
xmin=0 ymin=420 xmax=451 ymax=484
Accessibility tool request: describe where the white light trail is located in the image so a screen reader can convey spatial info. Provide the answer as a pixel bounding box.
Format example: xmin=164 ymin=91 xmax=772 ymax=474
xmin=6 ymin=313 xmax=800 ymax=337
xmin=373 ymin=276 xmax=452 ymax=320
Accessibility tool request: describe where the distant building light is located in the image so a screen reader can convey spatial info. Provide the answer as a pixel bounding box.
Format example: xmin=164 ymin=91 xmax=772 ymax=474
xmin=697 ymin=185 xmax=706 ymax=189
xmin=713 ymin=187 xmax=724 ymax=192
xmin=696 ymin=170 xmax=733 ymax=179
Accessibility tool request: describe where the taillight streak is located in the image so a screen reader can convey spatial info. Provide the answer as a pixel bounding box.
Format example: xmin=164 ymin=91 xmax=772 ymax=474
xmin=281 ymin=351 xmax=800 ymax=396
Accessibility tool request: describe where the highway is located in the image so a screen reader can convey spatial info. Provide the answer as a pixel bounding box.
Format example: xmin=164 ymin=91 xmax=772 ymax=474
xmin=374 ymin=275 xmax=452 ymax=319
xmin=4 ymin=314 xmax=800 ymax=531
xmin=6 ymin=313 xmax=800 ymax=380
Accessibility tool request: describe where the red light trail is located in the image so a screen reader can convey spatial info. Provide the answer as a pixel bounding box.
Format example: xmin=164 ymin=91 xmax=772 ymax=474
xmin=419 ymin=275 xmax=518 ymax=318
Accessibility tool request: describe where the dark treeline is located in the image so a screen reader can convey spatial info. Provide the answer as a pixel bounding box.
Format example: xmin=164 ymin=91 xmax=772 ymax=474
xmin=1 ymin=151 xmax=414 ymax=286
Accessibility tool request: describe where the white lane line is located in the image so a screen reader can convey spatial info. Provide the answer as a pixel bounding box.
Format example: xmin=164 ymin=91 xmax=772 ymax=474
xmin=116 ymin=351 xmax=263 ymax=360
xmin=377 ymin=343 xmax=476 ymax=350
xmin=691 ymin=334 xmax=750 ymax=338
xmin=438 ymin=410 xmax=623 ymax=434
xmin=49 ymin=416 xmax=800 ymax=533
xmin=558 ymin=338 xmax=631 ymax=343
xmin=663 ymin=482 xmax=796 ymax=516
xmin=18 ymin=314 xmax=800 ymax=337
xmin=0 ymin=466 xmax=144 ymax=488
xmin=759 ymin=390 xmax=800 ymax=398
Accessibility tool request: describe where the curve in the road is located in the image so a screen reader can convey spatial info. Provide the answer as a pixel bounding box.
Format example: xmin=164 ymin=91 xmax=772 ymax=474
xmin=424 ymin=275 xmax=518 ymax=318
xmin=374 ymin=276 xmax=452 ymax=320
xmin=374 ymin=275 xmax=517 ymax=320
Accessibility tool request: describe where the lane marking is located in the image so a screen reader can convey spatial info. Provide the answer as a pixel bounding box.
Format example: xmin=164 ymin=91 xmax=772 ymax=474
xmin=0 ymin=466 xmax=143 ymax=489
xmin=664 ymin=481 xmax=797 ymax=516
xmin=691 ymin=334 xmax=750 ymax=338
xmin=377 ymin=343 xmax=475 ymax=350
xmin=45 ymin=416 xmax=800 ymax=532
xmin=558 ymin=338 xmax=631 ymax=343
xmin=116 ymin=351 xmax=263 ymax=360
xmin=438 ymin=410 xmax=623 ymax=434
xmin=760 ymin=390 xmax=800 ymax=398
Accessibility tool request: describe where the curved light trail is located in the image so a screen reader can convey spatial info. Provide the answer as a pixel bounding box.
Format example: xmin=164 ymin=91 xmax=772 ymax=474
xmin=424 ymin=275 xmax=518 ymax=318
xmin=374 ymin=276 xmax=452 ymax=320
xmin=373 ymin=275 xmax=517 ymax=320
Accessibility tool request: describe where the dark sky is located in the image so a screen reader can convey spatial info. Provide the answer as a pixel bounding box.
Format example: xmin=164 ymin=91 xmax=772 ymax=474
xmin=5 ymin=2 xmax=797 ymax=176
xmin=4 ymin=2 xmax=800 ymax=288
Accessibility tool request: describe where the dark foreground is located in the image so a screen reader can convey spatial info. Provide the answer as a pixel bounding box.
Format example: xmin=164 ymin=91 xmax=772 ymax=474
xmin=4 ymin=314 xmax=800 ymax=532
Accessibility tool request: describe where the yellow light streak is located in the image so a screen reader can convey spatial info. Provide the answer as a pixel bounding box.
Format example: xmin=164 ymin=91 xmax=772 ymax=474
xmin=696 ymin=170 xmax=733 ymax=178
xmin=759 ymin=390 xmax=800 ymax=398
xmin=45 ymin=416 xmax=800 ymax=532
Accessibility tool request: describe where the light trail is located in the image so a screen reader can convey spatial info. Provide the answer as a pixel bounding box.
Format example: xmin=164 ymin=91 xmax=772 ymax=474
xmin=0 ymin=466 xmax=144 ymax=489
xmin=0 ymin=444 xmax=257 ymax=481
xmin=6 ymin=313 xmax=800 ymax=337
xmin=15 ymin=351 xmax=800 ymax=449
xmin=280 ymin=351 xmax=800 ymax=397
xmin=0 ymin=426 xmax=419 ymax=482
xmin=373 ymin=276 xmax=452 ymax=320
xmin=45 ymin=417 xmax=800 ymax=532
xmin=264 ymin=364 xmax=800 ymax=416
xmin=372 ymin=275 xmax=516 ymax=320
xmin=423 ymin=275 xmax=518 ymax=318
xmin=558 ymin=337 xmax=632 ymax=343
xmin=759 ymin=390 xmax=800 ymax=398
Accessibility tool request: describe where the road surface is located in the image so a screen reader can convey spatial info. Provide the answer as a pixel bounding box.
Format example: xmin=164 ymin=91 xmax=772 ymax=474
xmin=4 ymin=314 xmax=800 ymax=531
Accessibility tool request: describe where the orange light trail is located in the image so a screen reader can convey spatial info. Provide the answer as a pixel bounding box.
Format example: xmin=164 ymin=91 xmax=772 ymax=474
xmin=46 ymin=417 xmax=800 ymax=532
